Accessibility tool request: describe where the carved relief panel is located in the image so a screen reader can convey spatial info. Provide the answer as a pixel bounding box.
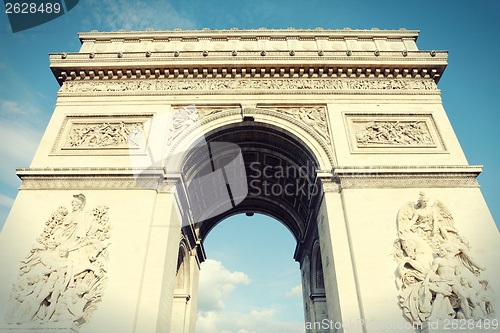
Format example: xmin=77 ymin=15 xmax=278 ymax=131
xmin=345 ymin=113 xmax=446 ymax=153
xmin=51 ymin=115 xmax=152 ymax=155
xmin=394 ymin=193 xmax=495 ymax=324
xmin=5 ymin=194 xmax=111 ymax=327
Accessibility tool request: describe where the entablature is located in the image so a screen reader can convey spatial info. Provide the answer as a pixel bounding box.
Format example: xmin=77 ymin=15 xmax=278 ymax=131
xmin=50 ymin=29 xmax=447 ymax=85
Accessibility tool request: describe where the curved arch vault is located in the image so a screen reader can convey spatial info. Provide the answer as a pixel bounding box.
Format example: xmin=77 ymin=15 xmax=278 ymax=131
xmin=186 ymin=121 xmax=323 ymax=242
xmin=1 ymin=28 xmax=498 ymax=333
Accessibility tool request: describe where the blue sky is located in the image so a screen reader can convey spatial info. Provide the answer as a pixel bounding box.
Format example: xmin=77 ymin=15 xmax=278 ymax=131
xmin=0 ymin=1 xmax=499 ymax=332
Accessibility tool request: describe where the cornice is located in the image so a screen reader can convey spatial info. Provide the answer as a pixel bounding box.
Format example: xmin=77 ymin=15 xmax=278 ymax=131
xmin=16 ymin=168 xmax=176 ymax=191
xmin=333 ymin=165 xmax=482 ymax=174
xmin=338 ymin=175 xmax=479 ymax=189
xmin=51 ymin=51 xmax=446 ymax=64
xmin=50 ymin=50 xmax=447 ymax=85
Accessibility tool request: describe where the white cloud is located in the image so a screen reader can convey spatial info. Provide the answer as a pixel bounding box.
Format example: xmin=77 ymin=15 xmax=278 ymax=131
xmin=1 ymin=100 xmax=22 ymax=114
xmin=285 ymin=284 xmax=302 ymax=298
xmin=197 ymin=259 xmax=250 ymax=312
xmin=85 ymin=0 xmax=196 ymax=31
xmin=195 ymin=311 xmax=231 ymax=333
xmin=1 ymin=99 xmax=43 ymax=116
xmin=197 ymin=307 xmax=303 ymax=333
xmin=0 ymin=100 xmax=45 ymax=187
xmin=196 ymin=259 xmax=304 ymax=332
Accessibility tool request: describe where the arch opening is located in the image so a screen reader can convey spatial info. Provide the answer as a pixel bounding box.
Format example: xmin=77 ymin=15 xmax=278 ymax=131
xmin=194 ymin=213 xmax=304 ymax=332
xmin=180 ymin=121 xmax=325 ymax=244
xmin=171 ymin=120 xmax=332 ymax=332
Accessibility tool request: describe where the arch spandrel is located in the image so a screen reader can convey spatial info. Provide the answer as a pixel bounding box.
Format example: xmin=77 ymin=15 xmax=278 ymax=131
xmin=166 ymin=105 xmax=335 ymax=175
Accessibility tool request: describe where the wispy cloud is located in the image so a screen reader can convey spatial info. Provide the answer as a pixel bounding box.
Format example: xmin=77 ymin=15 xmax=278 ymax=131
xmin=83 ymin=0 xmax=197 ymax=31
xmin=0 ymin=99 xmax=46 ymax=187
xmin=1 ymin=99 xmax=44 ymax=117
xmin=1 ymin=100 xmax=23 ymax=114
xmin=285 ymin=284 xmax=302 ymax=298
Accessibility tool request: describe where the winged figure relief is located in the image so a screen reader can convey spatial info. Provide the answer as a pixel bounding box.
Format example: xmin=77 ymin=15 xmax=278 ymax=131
xmin=394 ymin=192 xmax=494 ymax=323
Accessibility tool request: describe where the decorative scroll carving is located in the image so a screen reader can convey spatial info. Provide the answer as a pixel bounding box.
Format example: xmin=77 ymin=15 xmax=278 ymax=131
xmin=5 ymin=194 xmax=111 ymax=327
xmin=394 ymin=192 xmax=494 ymax=324
xmin=66 ymin=122 xmax=143 ymax=148
xmin=354 ymin=121 xmax=434 ymax=146
xmin=60 ymin=78 xmax=438 ymax=94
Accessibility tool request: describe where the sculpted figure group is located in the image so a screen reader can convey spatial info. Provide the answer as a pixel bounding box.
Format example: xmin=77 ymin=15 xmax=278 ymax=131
xmin=356 ymin=121 xmax=433 ymax=146
xmin=60 ymin=78 xmax=438 ymax=94
xmin=395 ymin=192 xmax=494 ymax=323
xmin=282 ymin=107 xmax=331 ymax=144
xmin=68 ymin=122 xmax=142 ymax=148
xmin=4 ymin=194 xmax=111 ymax=326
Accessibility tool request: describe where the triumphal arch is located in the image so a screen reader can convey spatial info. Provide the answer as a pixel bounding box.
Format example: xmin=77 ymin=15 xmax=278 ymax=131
xmin=0 ymin=28 xmax=499 ymax=333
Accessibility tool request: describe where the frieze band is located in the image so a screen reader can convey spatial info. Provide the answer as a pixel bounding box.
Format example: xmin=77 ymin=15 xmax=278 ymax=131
xmin=59 ymin=78 xmax=438 ymax=95
xmin=338 ymin=175 xmax=479 ymax=189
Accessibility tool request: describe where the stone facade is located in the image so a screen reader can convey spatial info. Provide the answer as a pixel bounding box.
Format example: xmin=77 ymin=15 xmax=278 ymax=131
xmin=0 ymin=28 xmax=498 ymax=333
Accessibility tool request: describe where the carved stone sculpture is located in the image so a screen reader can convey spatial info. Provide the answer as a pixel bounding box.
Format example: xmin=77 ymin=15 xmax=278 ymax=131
xmin=282 ymin=107 xmax=331 ymax=144
xmin=355 ymin=121 xmax=433 ymax=146
xmin=67 ymin=122 xmax=143 ymax=148
xmin=260 ymin=106 xmax=331 ymax=145
xmin=167 ymin=106 xmax=200 ymax=145
xmin=60 ymin=78 xmax=438 ymax=94
xmin=394 ymin=192 xmax=494 ymax=323
xmin=4 ymin=194 xmax=111 ymax=327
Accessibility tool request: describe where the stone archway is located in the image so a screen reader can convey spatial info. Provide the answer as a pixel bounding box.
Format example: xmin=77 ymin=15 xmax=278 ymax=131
xmin=0 ymin=28 xmax=498 ymax=333
xmin=168 ymin=115 xmax=338 ymax=333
